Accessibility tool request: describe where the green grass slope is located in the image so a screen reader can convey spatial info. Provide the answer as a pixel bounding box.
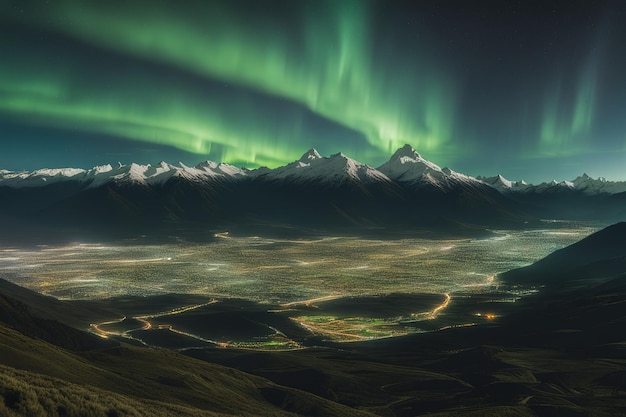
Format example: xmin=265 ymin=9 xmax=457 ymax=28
xmin=0 ymin=322 xmax=374 ymax=416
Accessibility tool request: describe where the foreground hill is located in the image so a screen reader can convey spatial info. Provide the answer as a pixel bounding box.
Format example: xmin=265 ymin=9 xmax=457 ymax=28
xmin=499 ymin=222 xmax=626 ymax=288
xmin=0 ymin=293 xmax=116 ymax=351
xmin=0 ymin=297 xmax=373 ymax=416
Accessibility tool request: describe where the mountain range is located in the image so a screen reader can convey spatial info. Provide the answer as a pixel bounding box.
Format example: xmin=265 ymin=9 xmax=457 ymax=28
xmin=1 ymin=144 xmax=624 ymax=240
xmin=4 ymin=144 xmax=625 ymax=194
xmin=480 ymin=173 xmax=626 ymax=195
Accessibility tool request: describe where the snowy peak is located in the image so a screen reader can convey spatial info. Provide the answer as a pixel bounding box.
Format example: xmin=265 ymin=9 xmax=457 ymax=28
xmin=0 ymin=167 xmax=87 ymax=187
xmin=258 ymin=149 xmax=393 ymax=186
xmin=389 ymin=144 xmax=424 ymax=162
xmin=481 ymin=172 xmax=626 ymax=195
xmin=93 ymin=164 xmax=113 ymax=174
xmin=386 ymin=144 xmax=438 ymax=169
xmin=479 ymin=175 xmax=529 ymax=192
xmin=571 ymin=174 xmax=626 ymax=195
xmin=196 ymin=162 xmax=247 ymax=179
xmin=299 ymin=148 xmax=322 ymax=163
xmin=379 ymin=144 xmax=443 ymax=180
xmin=83 ymin=162 xmax=149 ymax=188
xmin=3 ymin=146 xmax=625 ymax=196
xmin=0 ymin=160 xmax=250 ymax=189
xmin=96 ymin=160 xmax=248 ymax=186
xmin=496 ymin=174 xmax=511 ymax=186
xmin=379 ymin=144 xmax=481 ymax=190
xmin=0 ymin=145 xmax=471 ymax=192
xmin=330 ymin=152 xmax=392 ymax=185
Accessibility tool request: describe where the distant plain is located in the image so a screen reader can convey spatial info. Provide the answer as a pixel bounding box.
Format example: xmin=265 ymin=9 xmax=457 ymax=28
xmin=0 ymin=222 xmax=599 ymax=347
xmin=0 ymin=222 xmax=597 ymax=302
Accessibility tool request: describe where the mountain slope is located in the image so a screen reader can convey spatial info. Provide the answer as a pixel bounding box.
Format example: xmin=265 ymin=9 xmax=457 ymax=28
xmin=236 ymin=149 xmax=411 ymax=231
xmin=254 ymin=149 xmax=395 ymax=188
xmin=0 ymin=322 xmax=374 ymax=417
xmin=0 ymin=362 xmax=226 ymax=417
xmin=499 ymin=222 xmax=626 ymax=287
xmin=376 ymin=145 xmax=533 ymax=228
xmin=481 ymin=173 xmax=626 ymax=221
xmin=0 ymin=287 xmax=374 ymax=416
xmin=379 ymin=144 xmax=482 ymax=192
xmin=0 ymin=293 xmax=116 ymax=351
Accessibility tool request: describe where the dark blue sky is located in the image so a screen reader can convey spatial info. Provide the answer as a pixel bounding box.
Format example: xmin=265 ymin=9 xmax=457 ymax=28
xmin=1 ymin=0 xmax=625 ymax=182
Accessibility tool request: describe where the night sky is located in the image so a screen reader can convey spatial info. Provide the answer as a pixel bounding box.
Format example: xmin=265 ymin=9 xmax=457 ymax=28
xmin=1 ymin=0 xmax=625 ymax=182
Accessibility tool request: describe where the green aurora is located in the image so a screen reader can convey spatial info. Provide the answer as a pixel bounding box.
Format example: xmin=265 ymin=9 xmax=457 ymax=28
xmin=1 ymin=0 xmax=625 ymax=181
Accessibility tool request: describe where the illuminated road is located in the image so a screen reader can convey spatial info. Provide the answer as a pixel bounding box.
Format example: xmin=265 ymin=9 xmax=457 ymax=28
xmin=280 ymin=295 xmax=343 ymax=308
xmin=135 ymin=300 xmax=219 ymax=320
xmin=90 ymin=300 xmax=217 ymax=340
xmin=92 ymin=292 xmax=454 ymax=346
xmin=89 ymin=299 xmax=301 ymax=350
xmin=290 ymin=317 xmax=367 ymax=341
xmin=428 ymin=293 xmax=451 ymax=319
xmin=288 ymin=292 xmax=455 ymax=342
xmin=90 ymin=316 xmax=127 ymax=337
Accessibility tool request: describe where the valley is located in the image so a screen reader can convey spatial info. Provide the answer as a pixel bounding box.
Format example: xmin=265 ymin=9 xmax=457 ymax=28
xmin=0 ymin=222 xmax=596 ymax=302
xmin=3 ymin=1 xmax=626 ymax=414
xmin=0 ymin=146 xmax=624 ymax=416
xmin=0 ymin=222 xmax=596 ymax=349
xmin=1 ymin=223 xmax=626 ymax=416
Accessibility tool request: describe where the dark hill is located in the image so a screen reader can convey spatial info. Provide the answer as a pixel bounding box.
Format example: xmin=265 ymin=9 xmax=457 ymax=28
xmin=499 ymin=222 xmax=626 ymax=287
xmin=0 ymin=277 xmax=116 ymax=328
xmin=0 ymin=293 xmax=116 ymax=351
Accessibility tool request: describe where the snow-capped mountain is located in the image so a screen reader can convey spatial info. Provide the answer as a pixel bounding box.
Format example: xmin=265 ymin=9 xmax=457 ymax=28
xmin=378 ymin=144 xmax=482 ymax=191
xmin=480 ymin=173 xmax=626 ymax=195
xmin=478 ymin=172 xmax=626 ymax=224
xmin=2 ymin=145 xmax=622 ymax=238
xmin=3 ymin=146 xmax=624 ymax=197
xmin=0 ymin=167 xmax=86 ymax=187
xmin=377 ymin=144 xmax=442 ymax=181
xmin=195 ymin=161 xmax=249 ymax=180
xmin=0 ymin=160 xmax=247 ymax=189
xmin=479 ymin=175 xmax=529 ymax=193
xmin=572 ymin=174 xmax=626 ymax=195
xmin=254 ymin=149 xmax=395 ymax=187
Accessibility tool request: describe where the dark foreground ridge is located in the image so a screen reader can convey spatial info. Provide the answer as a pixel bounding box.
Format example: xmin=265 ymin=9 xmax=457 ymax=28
xmin=500 ymin=221 xmax=626 ymax=288
xmin=1 ymin=223 xmax=626 ymax=415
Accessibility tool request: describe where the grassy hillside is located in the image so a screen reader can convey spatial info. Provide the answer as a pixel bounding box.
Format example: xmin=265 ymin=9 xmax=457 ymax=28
xmin=0 ymin=363 xmax=225 ymax=417
xmin=0 ymin=322 xmax=373 ymax=417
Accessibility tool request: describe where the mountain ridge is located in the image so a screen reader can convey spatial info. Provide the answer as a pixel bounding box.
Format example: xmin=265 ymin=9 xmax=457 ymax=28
xmin=1 ymin=145 xmax=623 ymax=238
xmin=3 ymin=145 xmax=625 ymax=195
xmin=499 ymin=222 xmax=626 ymax=288
xmin=480 ymin=172 xmax=626 ymax=195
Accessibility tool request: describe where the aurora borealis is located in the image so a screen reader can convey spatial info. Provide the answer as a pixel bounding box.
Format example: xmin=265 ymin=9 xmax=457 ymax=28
xmin=1 ymin=0 xmax=625 ymax=182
